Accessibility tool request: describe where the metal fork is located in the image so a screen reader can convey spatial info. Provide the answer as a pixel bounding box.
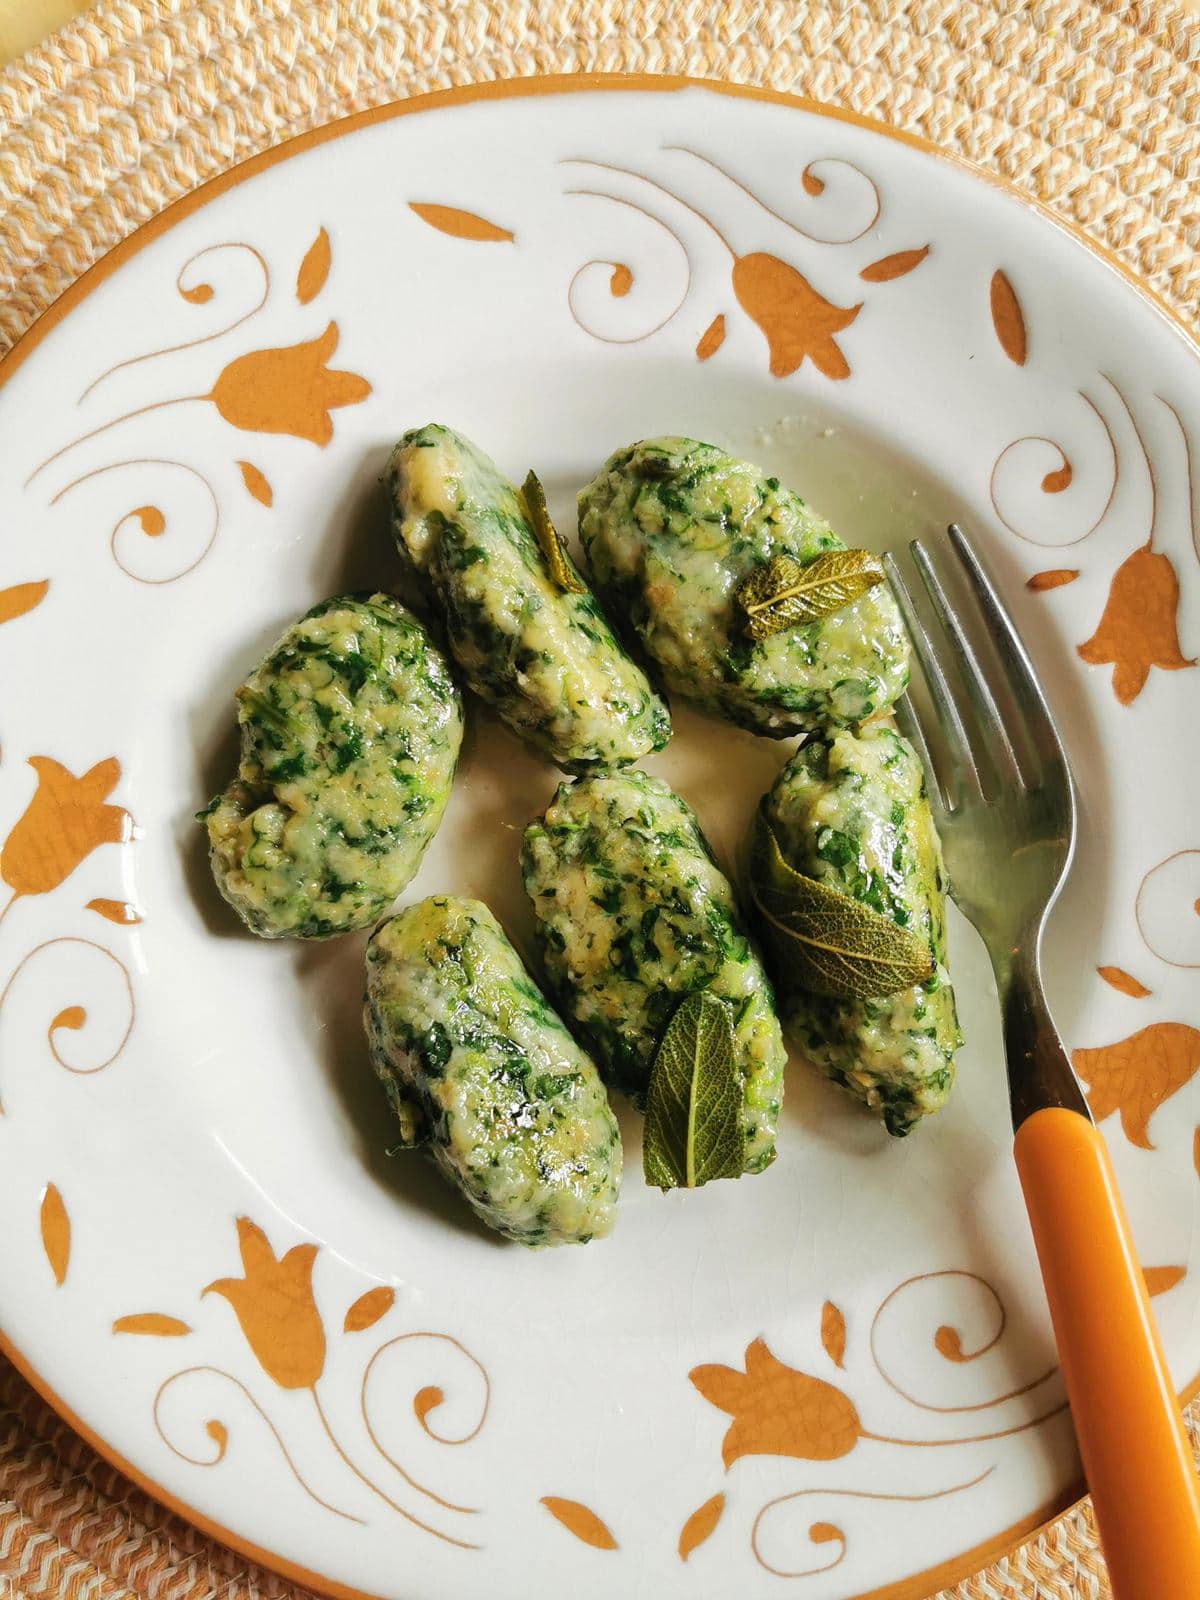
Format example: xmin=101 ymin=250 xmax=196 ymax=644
xmin=884 ymin=525 xmax=1200 ymax=1600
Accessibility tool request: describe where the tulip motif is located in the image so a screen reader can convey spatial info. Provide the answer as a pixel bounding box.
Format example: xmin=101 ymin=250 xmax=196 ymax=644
xmin=207 ymin=321 xmax=371 ymax=446
xmin=690 ymin=1337 xmax=863 ymax=1468
xmin=0 ymin=757 xmax=130 ymax=917
xmin=1077 ymin=545 xmax=1194 ymax=705
xmin=204 ymin=1216 xmax=326 ymax=1390
xmin=1073 ymin=1022 xmax=1200 ymax=1148
xmin=732 ymin=253 xmax=861 ymax=379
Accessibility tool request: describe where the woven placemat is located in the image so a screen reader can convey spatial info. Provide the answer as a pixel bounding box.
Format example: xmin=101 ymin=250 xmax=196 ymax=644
xmin=1 ymin=3 xmax=1198 ymax=1597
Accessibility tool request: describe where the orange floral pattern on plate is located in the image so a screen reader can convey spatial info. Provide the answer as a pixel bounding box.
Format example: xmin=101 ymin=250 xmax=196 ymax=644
xmin=859 ymin=245 xmax=929 ymax=282
xmin=1143 ymin=1266 xmax=1186 ymax=1297
xmin=1097 ymin=965 xmax=1151 ymax=998
xmin=0 ymin=580 xmax=48 ymax=624
xmin=208 ymin=322 xmax=371 ymax=446
xmin=20 ymin=226 xmax=370 ymax=603
xmin=113 ymin=1313 xmax=192 ymax=1336
xmin=203 ymin=1217 xmax=325 ymax=1389
xmin=0 ymin=757 xmax=130 ymax=922
xmin=692 ymin=1338 xmax=861 ymax=1467
xmin=539 ymin=1497 xmax=618 ymax=1550
xmin=732 ymin=253 xmax=860 ymax=379
xmin=86 ymin=898 xmax=141 ymax=925
xmin=608 ymin=262 xmax=632 ymax=296
xmin=1027 ymin=569 xmax=1079 ymax=592
xmin=296 ymin=228 xmax=331 ymax=304
xmin=695 ymin=314 xmax=725 ymax=360
xmin=237 ymin=460 xmax=273 ymax=505
xmin=678 ymin=1493 xmax=725 ymax=1561
xmin=688 ymin=1281 xmax=1063 ymax=1575
xmin=408 ymin=203 xmax=514 ymax=243
xmin=820 ymin=1301 xmax=846 ymax=1368
xmin=40 ymin=1184 xmax=70 ymax=1286
xmin=344 ymin=1286 xmax=395 ymax=1334
xmin=1073 ymin=1023 xmax=1200 ymax=1148
xmin=1077 ymin=545 xmax=1194 ymax=704
xmin=990 ymin=270 xmax=1027 ymax=365
xmin=559 ymin=150 xmax=925 ymax=377
xmin=169 ymin=1218 xmax=490 ymax=1546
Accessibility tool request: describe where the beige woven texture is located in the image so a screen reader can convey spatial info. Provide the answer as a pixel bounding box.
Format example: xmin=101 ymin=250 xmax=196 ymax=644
xmin=0 ymin=2 xmax=1198 ymax=1597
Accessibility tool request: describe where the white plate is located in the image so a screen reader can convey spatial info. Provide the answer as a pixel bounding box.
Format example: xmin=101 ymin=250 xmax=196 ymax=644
xmin=1 ymin=77 xmax=1198 ymax=1600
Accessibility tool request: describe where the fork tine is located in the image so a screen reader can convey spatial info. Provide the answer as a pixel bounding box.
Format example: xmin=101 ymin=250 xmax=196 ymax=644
xmin=892 ymin=693 xmax=950 ymax=829
xmin=883 ymin=551 xmax=983 ymax=809
xmin=909 ymin=539 xmax=1028 ymax=794
xmin=945 ymin=524 xmax=1068 ymax=773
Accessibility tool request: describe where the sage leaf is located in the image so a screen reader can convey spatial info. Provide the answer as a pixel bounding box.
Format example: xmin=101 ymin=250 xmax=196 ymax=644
xmin=643 ymin=990 xmax=743 ymax=1191
xmin=522 ymin=470 xmax=585 ymax=593
xmin=749 ymin=814 xmax=934 ymax=1000
xmin=738 ymin=549 xmax=885 ymax=641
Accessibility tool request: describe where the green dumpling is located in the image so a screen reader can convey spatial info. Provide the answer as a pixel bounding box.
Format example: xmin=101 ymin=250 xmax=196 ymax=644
xmin=578 ymin=436 xmax=909 ymax=736
xmin=758 ymin=720 xmax=962 ymax=1135
xmin=386 ymin=424 xmax=671 ymax=772
xmin=203 ymin=593 xmax=462 ymax=938
xmin=364 ymin=896 xmax=622 ymax=1246
xmin=522 ymin=769 xmax=786 ymax=1174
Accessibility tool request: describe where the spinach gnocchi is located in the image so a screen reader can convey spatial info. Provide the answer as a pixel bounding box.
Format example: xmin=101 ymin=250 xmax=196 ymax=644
xmin=760 ymin=721 xmax=962 ymax=1135
xmin=386 ymin=425 xmax=671 ymax=772
xmin=578 ymin=436 xmax=909 ymax=736
xmin=203 ymin=593 xmax=462 ymax=938
xmin=522 ymin=770 xmax=786 ymax=1173
xmin=364 ymin=896 xmax=622 ymax=1246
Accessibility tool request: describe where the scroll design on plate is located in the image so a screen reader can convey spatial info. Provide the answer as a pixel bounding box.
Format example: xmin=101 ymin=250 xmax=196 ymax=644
xmin=1 ymin=750 xmax=141 ymax=1306
xmin=77 ymin=243 xmax=270 ymax=402
xmin=868 ymin=1271 xmax=1058 ymax=1413
xmin=0 ymin=937 xmax=134 ymax=1114
xmin=992 ymin=376 xmax=1195 ymax=705
xmin=153 ymin=1365 xmax=362 ymax=1524
xmin=22 ymin=229 xmax=369 ymax=592
xmin=1136 ymin=849 xmax=1200 ymax=969
xmin=49 ymin=459 xmax=219 ymax=585
xmin=157 ymin=1217 xmax=490 ymax=1548
xmin=750 ymin=1468 xmax=995 ymax=1580
xmin=559 ymin=149 xmax=928 ymax=377
xmin=661 ymin=146 xmax=881 ymax=245
xmin=682 ymin=1273 xmax=1063 ymax=1576
xmin=564 ymin=190 xmax=693 ymax=345
xmin=989 ymin=387 xmax=1118 ymax=550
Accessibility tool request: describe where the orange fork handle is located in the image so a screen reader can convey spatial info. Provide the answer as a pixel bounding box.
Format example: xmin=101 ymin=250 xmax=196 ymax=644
xmin=1015 ymin=1107 xmax=1200 ymax=1599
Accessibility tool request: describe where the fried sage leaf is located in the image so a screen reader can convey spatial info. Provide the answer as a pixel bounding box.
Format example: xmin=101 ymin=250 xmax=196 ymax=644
xmin=749 ymin=813 xmax=934 ymax=1000
xmin=523 ymin=469 xmax=585 ymax=593
xmin=643 ymin=990 xmax=744 ymax=1191
xmin=738 ymin=549 xmax=885 ymax=641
